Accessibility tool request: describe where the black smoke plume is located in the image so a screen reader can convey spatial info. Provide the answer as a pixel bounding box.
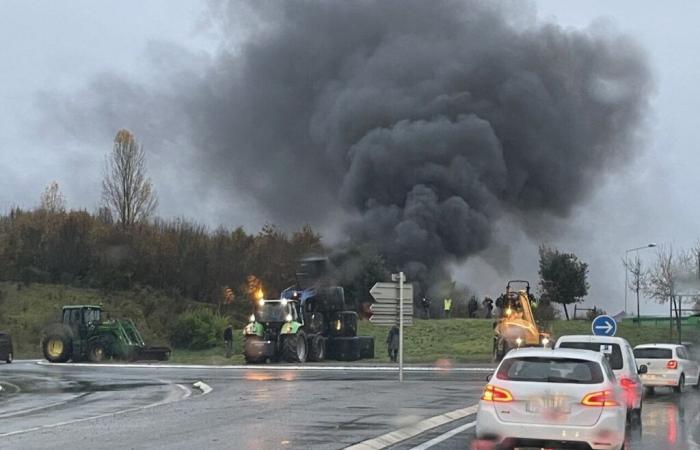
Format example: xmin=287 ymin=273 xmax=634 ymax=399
xmin=45 ymin=1 xmax=652 ymax=292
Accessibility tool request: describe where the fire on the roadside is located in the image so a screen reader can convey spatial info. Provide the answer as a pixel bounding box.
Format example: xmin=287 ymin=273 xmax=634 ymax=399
xmin=246 ymin=275 xmax=265 ymax=301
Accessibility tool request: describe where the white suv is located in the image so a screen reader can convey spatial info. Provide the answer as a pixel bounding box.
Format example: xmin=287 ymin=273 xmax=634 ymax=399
xmin=555 ymin=335 xmax=644 ymax=422
xmin=633 ymin=343 xmax=700 ymax=393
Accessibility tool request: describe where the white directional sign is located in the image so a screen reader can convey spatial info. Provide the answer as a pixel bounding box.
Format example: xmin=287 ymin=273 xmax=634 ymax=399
xmin=369 ymin=282 xmax=413 ymax=326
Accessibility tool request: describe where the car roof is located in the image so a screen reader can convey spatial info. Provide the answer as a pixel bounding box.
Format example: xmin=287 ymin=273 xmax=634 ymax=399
xmin=556 ymin=335 xmax=631 ymax=346
xmin=62 ymin=305 xmax=102 ymax=310
xmin=503 ymin=347 xmax=604 ymax=363
xmin=634 ymin=343 xmax=679 ymax=350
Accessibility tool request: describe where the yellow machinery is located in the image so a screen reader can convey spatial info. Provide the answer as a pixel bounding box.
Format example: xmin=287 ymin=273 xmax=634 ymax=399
xmin=493 ymin=280 xmax=550 ymax=361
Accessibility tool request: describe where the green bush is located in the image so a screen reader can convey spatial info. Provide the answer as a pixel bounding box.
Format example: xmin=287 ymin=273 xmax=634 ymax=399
xmin=170 ymin=308 xmax=227 ymax=350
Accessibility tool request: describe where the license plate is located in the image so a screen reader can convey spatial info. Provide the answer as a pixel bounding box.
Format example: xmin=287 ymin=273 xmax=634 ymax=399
xmin=527 ymin=395 xmax=571 ymax=414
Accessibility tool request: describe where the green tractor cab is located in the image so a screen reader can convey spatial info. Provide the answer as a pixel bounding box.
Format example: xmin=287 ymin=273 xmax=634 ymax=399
xmin=244 ymin=298 xmax=313 ymax=363
xmin=42 ymin=305 xmax=171 ymax=363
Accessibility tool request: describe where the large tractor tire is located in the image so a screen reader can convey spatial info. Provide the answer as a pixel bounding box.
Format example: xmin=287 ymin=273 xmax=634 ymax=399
xmin=42 ymin=333 xmax=72 ymax=363
xmin=327 ymin=336 xmax=361 ymax=361
xmin=493 ymin=337 xmax=510 ymax=362
xmin=308 ymin=335 xmax=327 ymax=362
xmin=281 ymin=331 xmax=308 ymax=363
xmin=358 ymin=336 xmax=375 ymax=359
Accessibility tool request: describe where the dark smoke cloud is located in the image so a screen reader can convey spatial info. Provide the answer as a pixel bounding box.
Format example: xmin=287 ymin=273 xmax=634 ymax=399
xmin=44 ymin=0 xmax=652 ymax=290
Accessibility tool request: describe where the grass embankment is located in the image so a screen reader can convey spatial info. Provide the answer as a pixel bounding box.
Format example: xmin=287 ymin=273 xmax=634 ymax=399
xmin=2 ymin=281 xmax=698 ymax=363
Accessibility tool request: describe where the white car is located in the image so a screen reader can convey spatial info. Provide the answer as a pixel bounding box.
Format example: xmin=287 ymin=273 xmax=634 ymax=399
xmin=555 ymin=335 xmax=644 ymax=422
xmin=633 ymin=343 xmax=700 ymax=393
xmin=476 ymin=347 xmax=626 ymax=450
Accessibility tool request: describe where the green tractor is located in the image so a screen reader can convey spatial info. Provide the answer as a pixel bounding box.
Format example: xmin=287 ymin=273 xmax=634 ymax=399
xmin=42 ymin=305 xmax=171 ymax=363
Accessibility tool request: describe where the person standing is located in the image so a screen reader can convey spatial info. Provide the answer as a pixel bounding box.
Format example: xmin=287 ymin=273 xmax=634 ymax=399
xmin=421 ymin=297 xmax=431 ymax=319
xmin=443 ymin=297 xmax=452 ymax=319
xmin=387 ymin=325 xmax=399 ymax=362
xmin=223 ymin=323 xmax=234 ymax=358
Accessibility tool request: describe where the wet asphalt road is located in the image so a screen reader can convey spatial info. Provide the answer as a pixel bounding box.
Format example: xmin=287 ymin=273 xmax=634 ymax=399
xmin=0 ymin=361 xmax=698 ymax=450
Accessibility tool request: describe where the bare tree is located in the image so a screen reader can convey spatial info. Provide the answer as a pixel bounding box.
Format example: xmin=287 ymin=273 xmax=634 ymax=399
xmin=623 ymin=255 xmax=645 ymax=324
xmin=101 ymin=129 xmax=158 ymax=230
xmin=40 ymin=181 xmax=66 ymax=213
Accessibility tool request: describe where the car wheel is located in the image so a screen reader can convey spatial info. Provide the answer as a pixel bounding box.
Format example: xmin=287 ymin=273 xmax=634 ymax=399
xmin=6 ymin=352 xmax=12 ymax=364
xmin=673 ymin=374 xmax=685 ymax=393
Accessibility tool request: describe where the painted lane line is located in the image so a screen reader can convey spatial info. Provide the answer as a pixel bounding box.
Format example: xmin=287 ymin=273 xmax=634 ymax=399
xmin=35 ymin=361 xmax=493 ymax=372
xmin=0 ymin=382 xmax=192 ymax=439
xmin=192 ymin=381 xmax=212 ymax=395
xmin=0 ymin=393 xmax=89 ymax=419
xmin=344 ymin=404 xmax=478 ymax=450
xmin=409 ymin=421 xmax=476 ymax=450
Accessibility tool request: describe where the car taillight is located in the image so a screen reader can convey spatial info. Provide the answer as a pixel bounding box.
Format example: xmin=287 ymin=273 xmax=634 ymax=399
xmin=481 ymin=384 xmax=513 ymax=402
xmin=667 ymin=360 xmax=678 ymax=369
xmin=581 ymin=390 xmax=618 ymax=407
xmin=619 ymin=377 xmax=637 ymax=389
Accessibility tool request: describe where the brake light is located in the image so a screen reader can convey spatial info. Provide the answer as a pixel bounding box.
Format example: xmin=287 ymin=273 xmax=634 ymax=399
xmin=619 ymin=377 xmax=637 ymax=389
xmin=667 ymin=360 xmax=678 ymax=369
xmin=581 ymin=390 xmax=618 ymax=407
xmin=481 ymin=384 xmax=513 ymax=402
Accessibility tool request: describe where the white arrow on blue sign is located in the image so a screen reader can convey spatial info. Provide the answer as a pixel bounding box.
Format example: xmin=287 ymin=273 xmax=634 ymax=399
xmin=591 ymin=315 xmax=617 ymax=337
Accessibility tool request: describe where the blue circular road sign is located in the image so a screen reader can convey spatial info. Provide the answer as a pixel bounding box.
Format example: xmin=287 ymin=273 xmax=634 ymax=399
xmin=591 ymin=315 xmax=617 ymax=337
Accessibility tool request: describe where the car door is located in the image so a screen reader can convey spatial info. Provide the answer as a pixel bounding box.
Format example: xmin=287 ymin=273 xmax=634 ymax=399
xmin=678 ymin=346 xmax=699 ymax=383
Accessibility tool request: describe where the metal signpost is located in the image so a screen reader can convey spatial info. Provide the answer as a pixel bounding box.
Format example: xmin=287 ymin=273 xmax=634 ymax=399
xmin=369 ymin=272 xmax=413 ymax=381
xmin=591 ymin=315 xmax=617 ymax=337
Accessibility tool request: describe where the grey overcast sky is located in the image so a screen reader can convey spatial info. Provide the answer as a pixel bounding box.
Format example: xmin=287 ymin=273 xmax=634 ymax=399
xmin=0 ymin=1 xmax=697 ymax=313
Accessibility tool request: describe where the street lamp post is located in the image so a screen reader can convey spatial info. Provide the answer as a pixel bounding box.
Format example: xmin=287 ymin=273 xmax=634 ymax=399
xmin=624 ymin=243 xmax=656 ymax=322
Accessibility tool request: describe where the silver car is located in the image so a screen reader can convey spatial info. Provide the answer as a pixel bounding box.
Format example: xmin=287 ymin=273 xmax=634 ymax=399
xmin=476 ymin=347 xmax=626 ymax=450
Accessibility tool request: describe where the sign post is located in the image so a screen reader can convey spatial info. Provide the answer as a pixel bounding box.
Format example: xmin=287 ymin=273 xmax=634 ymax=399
xmin=370 ymin=274 xmax=412 ymax=382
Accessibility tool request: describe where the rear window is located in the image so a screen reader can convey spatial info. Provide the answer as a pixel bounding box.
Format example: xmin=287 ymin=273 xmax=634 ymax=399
xmin=634 ymin=348 xmax=672 ymax=359
xmin=496 ymin=357 xmax=604 ymax=384
xmin=558 ymin=342 xmax=624 ymax=370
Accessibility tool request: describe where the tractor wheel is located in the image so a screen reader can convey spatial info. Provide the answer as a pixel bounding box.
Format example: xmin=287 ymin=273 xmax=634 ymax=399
xmin=281 ymin=331 xmax=307 ymax=363
xmin=308 ymin=336 xmax=326 ymax=362
xmin=494 ymin=338 xmax=509 ymax=362
xmin=42 ymin=333 xmax=72 ymax=363
xmin=88 ymin=340 xmax=108 ymax=363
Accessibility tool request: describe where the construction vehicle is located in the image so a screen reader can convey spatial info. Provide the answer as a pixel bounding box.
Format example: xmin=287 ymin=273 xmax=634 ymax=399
xmin=492 ymin=280 xmax=550 ymax=361
xmin=42 ymin=305 xmax=171 ymax=363
xmin=243 ymin=257 xmax=374 ymax=363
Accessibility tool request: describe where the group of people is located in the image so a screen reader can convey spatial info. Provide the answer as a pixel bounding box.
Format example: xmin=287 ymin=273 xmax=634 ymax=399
xmin=418 ymin=296 xmax=494 ymax=319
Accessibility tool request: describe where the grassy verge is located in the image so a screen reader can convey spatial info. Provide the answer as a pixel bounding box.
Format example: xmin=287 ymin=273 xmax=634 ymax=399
xmin=2 ymin=281 xmax=698 ymax=364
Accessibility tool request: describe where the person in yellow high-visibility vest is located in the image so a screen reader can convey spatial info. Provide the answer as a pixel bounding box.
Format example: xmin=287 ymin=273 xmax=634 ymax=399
xmin=443 ymin=297 xmax=452 ymax=319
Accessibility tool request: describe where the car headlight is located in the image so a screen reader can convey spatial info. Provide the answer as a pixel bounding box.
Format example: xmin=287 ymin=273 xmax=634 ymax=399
xmin=285 ymin=314 xmax=293 ymax=322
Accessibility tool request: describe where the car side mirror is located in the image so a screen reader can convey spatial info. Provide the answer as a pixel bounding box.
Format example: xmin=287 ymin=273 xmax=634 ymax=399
xmin=638 ymin=365 xmax=648 ymax=375
xmin=486 ymin=374 xmax=492 ymax=382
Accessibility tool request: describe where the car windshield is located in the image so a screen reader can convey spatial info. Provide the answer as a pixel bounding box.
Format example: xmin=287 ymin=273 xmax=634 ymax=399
xmin=497 ymin=357 xmax=604 ymax=384
xmin=558 ymin=342 xmax=624 ymax=370
xmin=634 ymin=348 xmax=673 ymax=359
xmin=256 ymin=303 xmax=290 ymax=322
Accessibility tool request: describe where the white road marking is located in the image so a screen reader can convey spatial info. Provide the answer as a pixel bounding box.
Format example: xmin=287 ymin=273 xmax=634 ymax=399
xmin=35 ymin=360 xmax=493 ymax=372
xmin=344 ymin=404 xmax=479 ymax=450
xmin=408 ymin=421 xmax=476 ymax=450
xmin=192 ymin=381 xmax=212 ymax=395
xmin=0 ymin=394 xmax=87 ymax=419
xmin=0 ymin=382 xmax=192 ymax=439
